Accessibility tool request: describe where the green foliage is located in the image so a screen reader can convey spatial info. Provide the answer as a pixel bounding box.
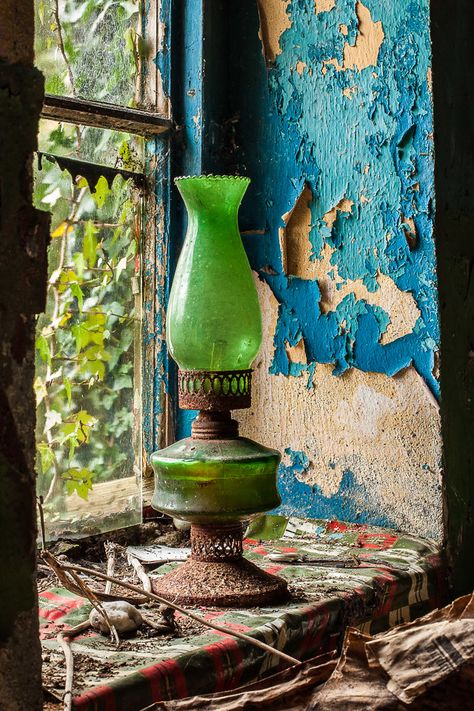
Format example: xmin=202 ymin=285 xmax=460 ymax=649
xmin=35 ymin=0 xmax=141 ymax=106
xmin=33 ymin=0 xmax=145 ymax=530
xmin=34 ymin=159 xmax=140 ymax=517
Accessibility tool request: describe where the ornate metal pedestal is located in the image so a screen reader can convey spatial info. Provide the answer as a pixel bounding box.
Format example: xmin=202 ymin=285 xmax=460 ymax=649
xmin=152 ymin=522 xmax=287 ymax=607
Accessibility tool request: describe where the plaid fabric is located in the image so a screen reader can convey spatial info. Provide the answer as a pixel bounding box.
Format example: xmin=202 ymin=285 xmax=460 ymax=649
xmin=39 ymin=518 xmax=447 ymax=711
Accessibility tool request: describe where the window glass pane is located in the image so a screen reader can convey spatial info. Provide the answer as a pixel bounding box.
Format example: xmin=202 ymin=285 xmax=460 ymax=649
xmin=34 ymin=157 xmax=142 ymax=538
xmin=35 ymin=0 xmax=142 ymax=106
xmin=38 ymin=118 xmax=144 ymax=171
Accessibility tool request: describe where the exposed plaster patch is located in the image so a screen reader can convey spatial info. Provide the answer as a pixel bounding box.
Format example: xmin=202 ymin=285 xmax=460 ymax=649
xmin=340 ymin=23 xmax=349 ymax=37
xmin=239 ymin=278 xmax=443 ymax=539
xmin=426 ymin=67 xmax=433 ymax=94
xmin=343 ymin=2 xmax=384 ymax=71
xmin=322 ymin=57 xmax=343 ymax=74
xmin=286 ymin=338 xmax=307 ymax=365
xmin=402 ymin=214 xmax=417 ymax=250
xmin=295 ymin=60 xmax=307 ymax=75
xmin=279 ymin=184 xmax=313 ymax=278
xmin=342 ymin=86 xmax=357 ymax=99
xmin=315 ymin=0 xmax=336 ymax=13
xmin=257 ymin=0 xmax=291 ymax=65
xmin=312 ymin=242 xmax=421 ymax=343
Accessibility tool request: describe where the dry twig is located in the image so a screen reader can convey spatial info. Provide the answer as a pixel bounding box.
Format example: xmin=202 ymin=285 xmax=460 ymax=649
xmin=41 ymin=552 xmax=299 ymax=667
xmin=68 ymin=569 xmax=120 ymax=648
xmin=42 ymin=550 xmax=146 ymax=604
xmin=127 ymin=552 xmax=152 ymax=592
xmin=104 ymin=542 xmax=118 ymax=595
xmin=57 ymin=632 xmax=74 ymax=711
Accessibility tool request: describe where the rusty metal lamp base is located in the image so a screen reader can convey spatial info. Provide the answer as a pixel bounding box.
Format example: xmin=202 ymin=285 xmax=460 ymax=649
xmin=152 ymin=523 xmax=288 ymax=607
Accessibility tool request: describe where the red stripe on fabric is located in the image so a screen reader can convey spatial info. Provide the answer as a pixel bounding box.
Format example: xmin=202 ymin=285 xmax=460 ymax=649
xmin=205 ymin=642 xmax=227 ymax=692
xmin=263 ymin=564 xmax=284 ymax=575
xmin=226 ymin=638 xmax=244 ymax=689
xmin=326 ymin=521 xmax=349 ymax=532
xmin=356 ymin=533 xmax=398 ymax=550
xmin=40 ymin=590 xmax=78 ymax=603
xmin=279 ymin=546 xmax=298 ymax=553
xmin=73 ymin=683 xmax=117 ymax=710
xmin=39 ymin=598 xmax=86 ymax=622
xmin=210 ymin=620 xmax=251 ymax=633
xmin=303 ymin=604 xmax=331 ymax=657
xmin=141 ymin=658 xmax=188 ymax=700
xmin=372 ymin=571 xmax=398 ymax=616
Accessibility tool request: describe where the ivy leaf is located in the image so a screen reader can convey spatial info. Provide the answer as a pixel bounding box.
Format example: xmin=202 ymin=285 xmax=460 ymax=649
xmin=51 ymin=221 xmax=73 ymax=239
xmin=93 ymin=176 xmax=110 ymax=208
xmin=71 ymin=282 xmax=84 ymax=312
xmin=63 ymin=468 xmax=93 ymax=500
xmin=36 ymin=335 xmax=51 ymax=364
xmin=34 ymin=376 xmax=48 ymax=406
xmin=45 ymin=410 xmax=62 ymax=433
xmin=115 ymin=256 xmax=128 ymax=281
xmin=74 ymin=252 xmax=86 ymax=279
xmin=83 ymin=220 xmax=98 ymax=268
xmin=37 ymin=443 xmax=56 ymax=474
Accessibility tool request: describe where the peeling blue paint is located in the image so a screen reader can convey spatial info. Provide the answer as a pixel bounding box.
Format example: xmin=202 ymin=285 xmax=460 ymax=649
xmin=235 ymin=0 xmax=440 ymax=528
xmin=241 ymin=0 xmax=438 ymax=394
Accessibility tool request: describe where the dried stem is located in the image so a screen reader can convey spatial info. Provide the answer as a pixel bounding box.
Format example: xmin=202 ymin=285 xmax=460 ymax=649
xmin=37 ymin=496 xmax=47 ymax=550
xmin=57 ymin=632 xmax=74 ymax=711
xmin=104 ymin=543 xmax=118 ymax=595
xmin=53 ymin=0 xmax=76 ymax=97
xmin=68 ymin=569 xmax=120 ymax=648
xmin=127 ymin=552 xmax=152 ymax=592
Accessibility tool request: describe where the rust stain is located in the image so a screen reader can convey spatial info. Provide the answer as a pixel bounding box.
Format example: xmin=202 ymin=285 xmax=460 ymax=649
xmin=257 ymin=0 xmax=292 ymax=65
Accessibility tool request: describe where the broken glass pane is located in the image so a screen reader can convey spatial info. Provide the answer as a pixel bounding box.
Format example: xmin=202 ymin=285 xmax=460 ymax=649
xmin=38 ymin=118 xmax=144 ymax=172
xmin=34 ymin=157 xmax=142 ymax=538
xmin=35 ymin=0 xmax=142 ymax=106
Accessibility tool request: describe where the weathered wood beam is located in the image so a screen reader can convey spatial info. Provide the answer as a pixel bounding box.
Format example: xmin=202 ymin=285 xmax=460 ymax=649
xmin=41 ymin=94 xmax=172 ymax=136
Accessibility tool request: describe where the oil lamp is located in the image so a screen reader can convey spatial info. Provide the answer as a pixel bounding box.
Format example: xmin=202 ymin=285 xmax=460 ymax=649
xmin=150 ymin=175 xmax=288 ymax=607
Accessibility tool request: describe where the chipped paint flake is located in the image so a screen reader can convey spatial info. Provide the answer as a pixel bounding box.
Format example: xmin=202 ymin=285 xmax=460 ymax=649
xmin=322 ymin=198 xmax=354 ymax=229
xmin=257 ymin=0 xmax=291 ymax=65
xmin=312 ymin=243 xmax=421 ymax=343
xmin=343 ymin=2 xmax=384 ymax=71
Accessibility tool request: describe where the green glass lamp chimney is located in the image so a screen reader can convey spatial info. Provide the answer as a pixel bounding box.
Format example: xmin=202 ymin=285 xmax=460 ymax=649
xmin=167 ymin=175 xmax=262 ymax=371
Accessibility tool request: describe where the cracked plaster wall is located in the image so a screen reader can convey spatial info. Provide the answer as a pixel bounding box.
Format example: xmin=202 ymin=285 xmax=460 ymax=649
xmin=237 ymin=0 xmax=442 ymax=538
